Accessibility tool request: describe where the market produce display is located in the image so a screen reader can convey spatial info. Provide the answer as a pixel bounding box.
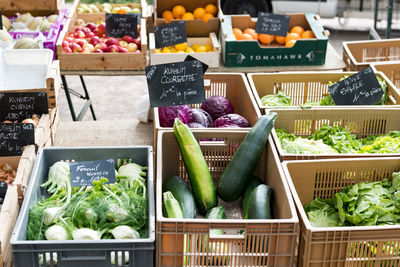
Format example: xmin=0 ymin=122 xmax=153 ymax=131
xmin=27 ymin=159 xmax=149 ymax=241
xmin=233 ymin=25 xmax=315 ymax=48
xmin=158 ymin=96 xmax=250 ymax=128
xmin=305 ymin=171 xmax=400 ymax=227
xmin=62 ymin=21 xmax=141 ymax=54
xmin=161 ymin=4 xmax=218 ymax=23
xmin=78 ymin=3 xmax=141 ymax=14
xmin=155 ymin=42 xmax=214 ymax=53
xmin=0 ymin=164 xmax=15 ymax=205
xmin=2 ymin=13 xmax=59 ymax=33
xmin=277 ymin=125 xmax=400 ymax=154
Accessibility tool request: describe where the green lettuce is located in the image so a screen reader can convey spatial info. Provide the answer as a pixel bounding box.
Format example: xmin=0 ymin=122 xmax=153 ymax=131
xmin=261 ymin=91 xmax=291 ymax=107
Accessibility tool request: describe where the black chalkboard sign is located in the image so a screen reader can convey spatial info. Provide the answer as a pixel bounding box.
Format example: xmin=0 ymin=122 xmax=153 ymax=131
xmin=154 ymin=21 xmax=187 ymax=49
xmin=0 ymin=123 xmax=35 ymax=156
xmin=184 ymin=55 xmax=208 ymax=74
xmin=329 ymin=67 xmax=384 ymax=105
xmin=255 ymin=12 xmax=290 ymax=37
xmin=146 ymin=60 xmax=205 ymax=107
xmin=105 ymin=13 xmax=138 ymax=38
xmin=0 ymin=12 xmax=3 ymax=30
xmin=70 ymin=159 xmax=116 ymax=187
xmin=0 ymin=92 xmax=48 ymax=122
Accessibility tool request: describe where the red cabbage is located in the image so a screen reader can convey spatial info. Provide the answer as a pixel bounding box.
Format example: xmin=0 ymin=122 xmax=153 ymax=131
xmin=188 ymin=122 xmax=205 ymax=128
xmin=200 ymin=96 xmax=233 ymax=120
xmin=159 ymin=105 xmax=192 ymax=127
xmin=213 ymin=114 xmax=250 ymax=128
xmin=190 ymin=108 xmax=213 ymax=127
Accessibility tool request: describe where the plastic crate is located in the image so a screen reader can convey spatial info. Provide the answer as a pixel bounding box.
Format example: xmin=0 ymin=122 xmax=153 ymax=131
xmin=282 ymin=157 xmax=400 ymax=267
xmin=247 ymin=71 xmax=400 ymax=110
xmin=220 ymin=13 xmax=329 ymax=67
xmin=156 ymin=130 xmax=298 ymax=267
xmin=11 ymin=146 xmax=155 ymax=267
xmin=372 ymin=62 xmax=400 ymax=91
xmin=343 ymin=38 xmax=400 ymax=71
xmin=269 ymin=108 xmax=400 ymax=161
xmin=153 ymin=73 xmax=262 ymax=150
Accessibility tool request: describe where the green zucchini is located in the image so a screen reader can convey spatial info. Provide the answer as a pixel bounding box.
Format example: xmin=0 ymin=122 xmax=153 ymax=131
xmin=216 ymin=113 xmax=277 ymax=202
xmin=242 ymin=176 xmax=262 ymax=219
xmin=162 ymin=191 xmax=184 ymax=219
xmin=247 ymin=184 xmax=273 ymax=219
xmin=173 ymin=118 xmax=217 ymax=215
xmin=206 ymin=206 xmax=227 ymax=236
xmin=162 ymin=176 xmax=196 ymax=218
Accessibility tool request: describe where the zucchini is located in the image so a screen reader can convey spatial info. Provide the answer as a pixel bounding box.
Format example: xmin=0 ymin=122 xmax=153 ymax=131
xmin=216 ymin=113 xmax=277 ymax=202
xmin=242 ymin=176 xmax=262 ymax=219
xmin=247 ymin=184 xmax=273 ymax=219
xmin=173 ymin=118 xmax=217 ymax=215
xmin=162 ymin=191 xmax=184 ymax=219
xmin=162 ymin=176 xmax=196 ymax=218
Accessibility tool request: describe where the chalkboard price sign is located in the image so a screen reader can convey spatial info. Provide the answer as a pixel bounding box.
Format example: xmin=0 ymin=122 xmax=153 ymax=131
xmin=105 ymin=13 xmax=138 ymax=38
xmin=146 ymin=60 xmax=205 ymax=107
xmin=255 ymin=12 xmax=290 ymax=37
xmin=0 ymin=92 xmax=48 ymax=122
xmin=70 ymin=159 xmax=116 ymax=187
xmin=0 ymin=123 xmax=35 ymax=156
xmin=154 ymin=21 xmax=187 ymax=49
xmin=329 ymin=67 xmax=384 ymax=105
xmin=184 ymin=55 xmax=208 ymax=74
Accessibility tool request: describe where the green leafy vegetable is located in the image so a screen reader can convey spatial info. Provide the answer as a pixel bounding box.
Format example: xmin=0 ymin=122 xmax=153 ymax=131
xmin=261 ymin=91 xmax=291 ymax=107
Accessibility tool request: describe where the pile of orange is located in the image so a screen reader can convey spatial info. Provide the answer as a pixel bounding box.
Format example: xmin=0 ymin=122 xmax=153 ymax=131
xmin=162 ymin=3 xmax=217 ymax=23
xmin=232 ymin=25 xmax=315 ymax=48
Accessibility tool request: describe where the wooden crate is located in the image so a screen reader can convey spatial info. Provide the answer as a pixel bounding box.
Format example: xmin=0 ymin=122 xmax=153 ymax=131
xmin=0 ymin=0 xmax=64 ymax=15
xmin=149 ymin=32 xmax=221 ymax=67
xmin=343 ymin=38 xmax=400 ymax=71
xmin=0 ymin=145 xmax=36 ymax=267
xmin=248 ymin=71 xmax=400 ymax=110
xmin=49 ymin=108 xmax=59 ymax=146
xmin=372 ymin=62 xmax=400 ymax=91
xmin=56 ymin=11 xmax=147 ymax=71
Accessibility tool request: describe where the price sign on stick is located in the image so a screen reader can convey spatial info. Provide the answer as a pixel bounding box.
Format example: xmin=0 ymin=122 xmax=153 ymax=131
xmin=255 ymin=12 xmax=290 ymax=37
xmin=0 ymin=92 xmax=48 ymax=122
xmin=105 ymin=13 xmax=138 ymax=38
xmin=0 ymin=123 xmax=34 ymax=156
xmin=70 ymin=159 xmax=116 ymax=187
xmin=154 ymin=21 xmax=187 ymax=48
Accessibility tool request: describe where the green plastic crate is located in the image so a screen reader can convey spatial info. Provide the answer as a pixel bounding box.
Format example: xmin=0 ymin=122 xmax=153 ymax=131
xmin=220 ymin=13 xmax=329 ymax=67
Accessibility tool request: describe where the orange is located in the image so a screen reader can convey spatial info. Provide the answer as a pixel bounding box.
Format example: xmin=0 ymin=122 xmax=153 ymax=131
xmin=259 ymin=33 xmax=275 ymax=45
xmin=193 ymin=7 xmax=206 ymax=19
xmin=162 ymin=10 xmax=174 ymax=22
xmin=172 ymin=5 xmax=186 ymax=19
xmin=116 ymin=9 xmax=127 ymax=14
xmin=290 ymin=26 xmax=305 ymax=36
xmin=243 ymin=28 xmax=258 ymax=40
xmin=202 ymin=13 xmax=214 ymax=23
xmin=182 ymin=12 xmax=194 ymax=20
xmin=204 ymin=44 xmax=213 ymax=51
xmin=238 ymin=33 xmax=253 ymax=40
xmin=174 ymin=42 xmax=187 ymax=51
xmin=285 ymin=39 xmax=297 ymax=47
xmin=286 ymin=32 xmax=300 ymax=43
xmin=301 ymin=30 xmax=315 ymax=39
xmin=205 ymin=4 xmax=217 ymax=16
xmin=195 ymin=46 xmax=207 ymax=52
xmin=161 ymin=47 xmax=171 ymax=53
xmin=275 ymin=34 xmax=287 ymax=45
xmin=232 ymin=28 xmax=243 ymax=39
xmin=185 ymin=47 xmax=195 ymax=53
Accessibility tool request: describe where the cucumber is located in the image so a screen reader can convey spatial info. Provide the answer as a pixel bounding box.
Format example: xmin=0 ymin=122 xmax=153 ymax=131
xmin=242 ymin=176 xmax=262 ymax=219
xmin=162 ymin=176 xmax=196 ymax=218
xmin=162 ymin=191 xmax=184 ymax=219
xmin=247 ymin=184 xmax=273 ymax=219
xmin=216 ymin=113 xmax=277 ymax=202
xmin=173 ymin=118 xmax=217 ymax=215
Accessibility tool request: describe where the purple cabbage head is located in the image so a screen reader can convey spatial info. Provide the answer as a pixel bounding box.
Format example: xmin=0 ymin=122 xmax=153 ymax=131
xmin=200 ymin=95 xmax=233 ymax=120
xmin=158 ymin=105 xmax=192 ymax=127
xmin=212 ymin=114 xmax=250 ymax=128
xmin=190 ymin=108 xmax=213 ymax=127
xmin=188 ymin=122 xmax=205 ymax=128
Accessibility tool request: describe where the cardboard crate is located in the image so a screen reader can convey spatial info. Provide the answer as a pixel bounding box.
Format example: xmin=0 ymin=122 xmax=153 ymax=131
xmin=0 ymin=146 xmax=36 ymax=267
xmin=0 ymin=0 xmax=64 ymax=15
xmin=269 ymin=108 xmax=400 ymax=161
xmin=154 ymin=0 xmax=220 ymax=37
xmin=343 ymin=38 xmax=400 ymax=71
xmin=248 ymin=71 xmax=400 ymax=110
xmin=56 ymin=10 xmax=147 ymax=71
xmin=282 ymin=157 xmax=400 ymax=267
xmin=156 ymin=130 xmax=298 ymax=267
xmin=220 ymin=13 xmax=329 ymax=67
xmin=149 ymin=32 xmax=221 ymax=67
xmin=372 ymin=62 xmax=400 ymax=91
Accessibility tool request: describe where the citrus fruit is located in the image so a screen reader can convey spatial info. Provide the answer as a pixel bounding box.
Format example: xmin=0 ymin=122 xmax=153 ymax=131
xmin=286 ymin=32 xmax=300 ymax=43
xmin=170 ymin=47 xmax=177 ymax=53
xmin=205 ymin=4 xmax=217 ymax=15
xmin=275 ymin=33 xmax=287 ymax=45
xmin=162 ymin=10 xmax=174 ymax=22
xmin=233 ymin=28 xmax=243 ymax=39
xmin=301 ymin=30 xmax=315 ymax=39
xmin=195 ymin=46 xmax=207 ymax=52
xmin=191 ymin=44 xmax=200 ymax=51
xmin=285 ymin=39 xmax=297 ymax=47
xmin=185 ymin=47 xmax=195 ymax=53
xmin=155 ymin=48 xmax=161 ymax=54
xmin=176 ymin=50 xmax=185 ymax=53
xmin=290 ymin=26 xmax=305 ymax=36
xmin=161 ymin=47 xmax=171 ymax=53
xmin=174 ymin=42 xmax=187 ymax=51
xmin=204 ymin=44 xmax=213 ymax=51
xmin=202 ymin=13 xmax=214 ymax=23
xmin=244 ymin=28 xmax=258 ymax=40
xmin=193 ymin=7 xmax=206 ymax=19
xmin=172 ymin=5 xmax=185 ymax=19
xmin=239 ymin=33 xmax=253 ymax=40
xmin=259 ymin=34 xmax=275 ymax=44
xmin=182 ymin=12 xmax=194 ymax=20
